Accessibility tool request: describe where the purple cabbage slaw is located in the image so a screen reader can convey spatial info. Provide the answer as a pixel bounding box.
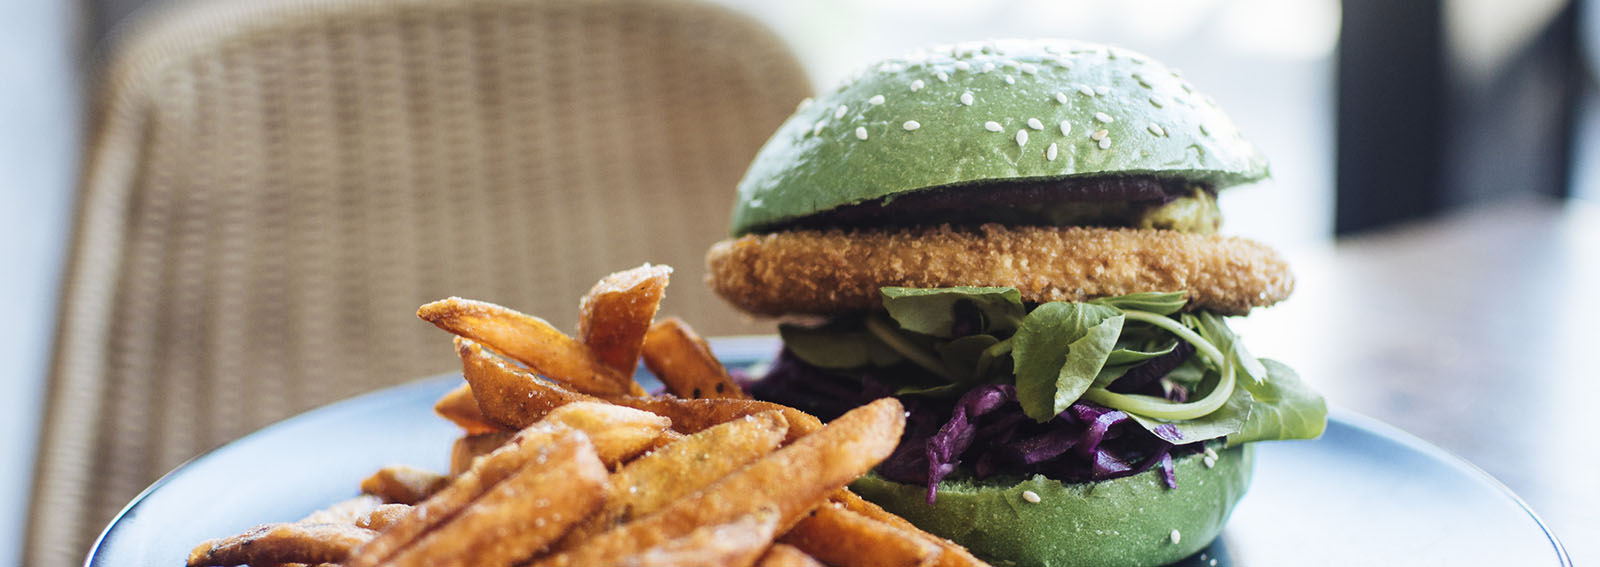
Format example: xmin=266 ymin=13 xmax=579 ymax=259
xmin=753 ymin=350 xmax=1203 ymax=505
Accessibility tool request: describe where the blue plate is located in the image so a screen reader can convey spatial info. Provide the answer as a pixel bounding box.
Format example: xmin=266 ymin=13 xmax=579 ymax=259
xmin=88 ymin=338 xmax=1568 ymax=566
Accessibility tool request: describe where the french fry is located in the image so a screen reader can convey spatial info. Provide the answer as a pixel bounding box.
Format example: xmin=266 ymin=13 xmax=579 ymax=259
xmin=300 ymin=494 xmax=382 ymax=525
xmin=357 ymin=503 xmax=412 ymax=532
xmin=781 ymin=502 xmax=942 ymax=567
xmin=187 ymin=522 xmax=375 ymax=566
xmin=642 ymin=317 xmax=747 ymax=399
xmin=382 ymin=430 xmax=610 ymax=567
xmin=830 ymin=489 xmax=990 ymax=567
xmin=531 ymin=398 xmax=906 ymax=567
xmin=557 ymin=411 xmax=790 ymax=548
xmin=435 ymin=383 xmax=509 ymax=434
xmin=756 ymin=544 xmax=827 ymax=567
xmin=611 ymin=506 xmax=779 ymax=567
xmin=360 ymin=465 xmax=449 ymax=505
xmin=617 ymin=396 xmax=821 ymax=444
xmin=451 ymin=431 xmax=516 ymax=477
xmin=419 ymin=297 xmax=644 ymax=396
xmin=458 ymin=337 xmax=603 ymax=428
xmin=345 ymin=402 xmax=664 ymax=567
xmin=579 ymin=264 xmax=672 ymax=376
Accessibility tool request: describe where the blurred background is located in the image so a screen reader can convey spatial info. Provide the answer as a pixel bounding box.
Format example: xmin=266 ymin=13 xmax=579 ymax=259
xmin=2 ymin=0 xmax=1595 ymax=565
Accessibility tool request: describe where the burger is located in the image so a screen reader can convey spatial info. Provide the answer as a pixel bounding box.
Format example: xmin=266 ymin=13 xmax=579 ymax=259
xmin=706 ymin=40 xmax=1327 ymax=567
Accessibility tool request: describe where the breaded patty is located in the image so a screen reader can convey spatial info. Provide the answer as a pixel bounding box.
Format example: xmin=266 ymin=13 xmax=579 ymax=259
xmin=706 ymin=224 xmax=1293 ymax=317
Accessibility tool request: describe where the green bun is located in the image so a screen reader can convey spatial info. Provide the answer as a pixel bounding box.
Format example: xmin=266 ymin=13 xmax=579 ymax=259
xmin=851 ymin=444 xmax=1253 ymax=567
xmin=731 ymin=39 xmax=1268 ymax=235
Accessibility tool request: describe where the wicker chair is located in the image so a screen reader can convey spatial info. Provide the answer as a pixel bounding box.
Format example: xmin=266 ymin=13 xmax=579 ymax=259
xmin=27 ymin=0 xmax=809 ymax=563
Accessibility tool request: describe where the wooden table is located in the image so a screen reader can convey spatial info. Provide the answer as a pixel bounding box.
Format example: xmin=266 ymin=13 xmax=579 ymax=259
xmin=1236 ymin=198 xmax=1598 ymax=564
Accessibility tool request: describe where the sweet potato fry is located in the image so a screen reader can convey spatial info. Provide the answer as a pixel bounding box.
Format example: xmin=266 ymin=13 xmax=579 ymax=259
xmin=642 ymin=317 xmax=747 ymax=399
xmin=532 ymin=398 xmax=906 ymax=567
xmin=345 ymin=403 xmax=663 ymax=567
xmin=458 ymin=337 xmax=603 ymax=428
xmin=611 ymin=506 xmax=779 ymax=567
xmin=419 ymin=297 xmax=643 ymax=396
xmin=616 ymin=396 xmax=821 ymax=444
xmin=579 ymin=264 xmax=672 ymax=377
xmin=557 ymin=411 xmax=789 ymax=548
xmin=451 ymin=431 xmax=515 ymax=476
xmin=187 ymin=522 xmax=374 ymax=566
xmin=357 ymin=503 xmax=412 ymax=532
xmin=360 ymin=465 xmax=449 ymax=505
xmin=756 ymin=544 xmax=826 ymax=567
xmin=830 ymin=489 xmax=990 ymax=567
xmin=383 ymin=430 xmax=610 ymax=567
xmin=782 ymin=501 xmax=942 ymax=567
xmin=435 ymin=383 xmax=509 ymax=434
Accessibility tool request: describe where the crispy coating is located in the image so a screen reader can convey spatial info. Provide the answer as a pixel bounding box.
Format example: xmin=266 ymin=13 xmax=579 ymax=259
xmin=186 ymin=522 xmax=374 ymax=566
xmin=706 ymin=224 xmax=1292 ymax=317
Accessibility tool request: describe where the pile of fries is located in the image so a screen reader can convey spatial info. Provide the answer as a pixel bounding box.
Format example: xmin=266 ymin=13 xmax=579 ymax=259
xmin=188 ymin=264 xmax=988 ymax=567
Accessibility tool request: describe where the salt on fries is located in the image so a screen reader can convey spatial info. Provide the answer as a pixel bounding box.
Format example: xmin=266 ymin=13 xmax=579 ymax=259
xmin=187 ymin=264 xmax=991 ymax=567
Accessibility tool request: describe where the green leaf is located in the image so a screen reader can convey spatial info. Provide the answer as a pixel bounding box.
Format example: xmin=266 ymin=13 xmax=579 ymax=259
xmin=1195 ymin=312 xmax=1267 ymax=385
xmin=1126 ymin=373 xmax=1252 ymax=443
xmin=1105 ymin=337 xmax=1179 ymax=366
xmin=937 ymin=335 xmax=1001 ymax=381
xmin=778 ymin=322 xmax=901 ymax=369
xmin=1089 ymin=291 xmax=1188 ymax=315
xmin=1227 ymin=359 xmax=1328 ymax=446
xmin=880 ymin=286 xmax=1024 ymax=337
xmin=1012 ymin=302 xmax=1125 ymax=421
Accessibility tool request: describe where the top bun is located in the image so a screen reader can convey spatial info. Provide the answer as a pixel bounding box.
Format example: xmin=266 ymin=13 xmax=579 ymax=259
xmin=730 ymin=39 xmax=1268 ymax=235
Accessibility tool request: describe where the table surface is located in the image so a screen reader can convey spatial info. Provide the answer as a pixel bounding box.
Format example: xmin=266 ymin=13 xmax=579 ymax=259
xmin=1236 ymin=198 xmax=1599 ymax=564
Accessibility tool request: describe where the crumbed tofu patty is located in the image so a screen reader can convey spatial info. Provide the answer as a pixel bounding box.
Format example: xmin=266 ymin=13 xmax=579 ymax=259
xmin=706 ymin=224 xmax=1293 ymax=317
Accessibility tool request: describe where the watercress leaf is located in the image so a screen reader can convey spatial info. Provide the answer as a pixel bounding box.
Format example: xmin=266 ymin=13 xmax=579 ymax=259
xmin=1196 ymin=312 xmax=1267 ymax=385
xmin=1012 ymin=302 xmax=1124 ymax=421
xmin=881 ymin=286 xmax=1024 ymax=337
xmin=1105 ymin=338 xmax=1179 ymax=366
xmin=1163 ymin=356 xmax=1208 ymax=386
xmin=937 ymin=335 xmax=1001 ymax=381
xmin=1127 ymin=379 xmax=1252 ymax=443
xmin=1090 ymin=291 xmax=1188 ymax=315
xmin=1092 ymin=363 xmax=1135 ymax=389
xmin=778 ymin=322 xmax=901 ymax=369
xmin=1228 ymin=359 xmax=1328 ymax=446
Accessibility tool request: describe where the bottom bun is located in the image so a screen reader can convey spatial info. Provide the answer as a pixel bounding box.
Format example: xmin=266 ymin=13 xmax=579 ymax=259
xmin=851 ymin=443 xmax=1253 ymax=567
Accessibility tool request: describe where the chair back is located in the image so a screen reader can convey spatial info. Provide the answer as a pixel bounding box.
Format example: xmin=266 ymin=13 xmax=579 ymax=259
xmin=28 ymin=0 xmax=809 ymax=563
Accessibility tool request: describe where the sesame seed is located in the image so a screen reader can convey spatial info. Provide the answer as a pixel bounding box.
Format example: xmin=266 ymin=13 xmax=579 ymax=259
xmin=1149 ymin=96 xmax=1165 ymax=108
xmin=1021 ymin=490 xmax=1042 ymax=503
xmin=954 ymin=61 xmax=971 ymax=71
xmin=910 ymin=79 xmax=925 ymax=92
xmin=1004 ymin=75 xmax=1016 ymax=85
xmin=812 ymin=120 xmax=826 ymax=136
xmin=1098 ymin=136 xmax=1112 ymax=149
xmin=835 ymin=105 xmax=849 ymax=119
xmin=1170 ymin=530 xmax=1182 ymax=545
xmin=1203 ymin=455 xmax=1217 ymax=468
xmin=960 ymin=92 xmax=975 ymax=106
xmin=1046 ymin=143 xmax=1058 ymax=161
xmin=936 ymin=71 xmax=950 ymax=82
xmin=796 ymin=97 xmax=813 ymax=110
xmin=1027 ymin=118 xmax=1044 ymax=130
xmin=1203 ymin=447 xmax=1219 ymax=460
xmin=1020 ymin=63 xmax=1039 ymax=75
xmin=1095 ymin=86 xmax=1110 ymax=95
xmin=982 ymin=62 xmax=996 ymax=73
xmin=1060 ymin=120 xmax=1072 ymax=136
xmin=1148 ymin=123 xmax=1165 ymax=136
xmin=855 ymin=126 xmax=868 ymax=140
xmin=903 ymin=120 xmax=921 ymax=131
xmin=1015 ymin=129 xmax=1028 ymax=147
xmin=1077 ymin=85 xmax=1095 ymax=96
xmin=1095 ymin=112 xmax=1114 ymax=124
xmin=867 ymin=95 xmax=886 ymax=105
xmin=1091 ymin=129 xmax=1109 ymax=141
xmin=1054 ymin=92 xmax=1069 ymax=104
xmin=984 ymin=121 xmax=1003 ymax=132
